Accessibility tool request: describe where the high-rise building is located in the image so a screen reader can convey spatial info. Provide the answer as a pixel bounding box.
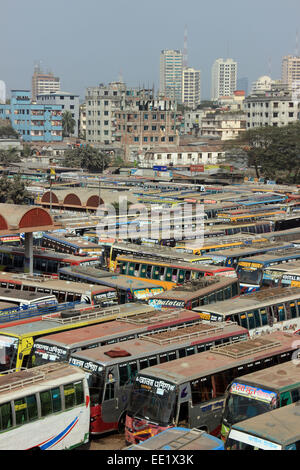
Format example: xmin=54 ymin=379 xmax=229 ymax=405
xmin=0 ymin=81 xmax=6 ymax=104
xmin=32 ymin=64 xmax=60 ymax=101
xmin=182 ymin=67 xmax=201 ymax=108
xmin=160 ymin=49 xmax=183 ymax=103
xmin=211 ymin=58 xmax=237 ymax=101
xmin=281 ymin=55 xmax=300 ymax=91
xmin=37 ymin=92 xmax=80 ymax=137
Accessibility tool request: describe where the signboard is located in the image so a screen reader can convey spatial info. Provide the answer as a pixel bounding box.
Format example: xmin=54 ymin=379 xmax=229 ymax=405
xmin=148 ymin=298 xmax=185 ymax=308
xmin=230 ymin=382 xmax=277 ymax=404
xmin=190 ymin=164 xmax=204 ymax=172
xmin=153 ymin=166 xmax=167 ymax=172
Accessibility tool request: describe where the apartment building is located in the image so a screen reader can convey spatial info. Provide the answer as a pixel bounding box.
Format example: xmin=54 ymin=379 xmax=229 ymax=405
xmin=211 ymin=58 xmax=237 ymax=101
xmin=244 ymin=84 xmax=300 ymax=129
xmin=282 ymin=55 xmax=300 ymax=91
xmin=0 ymin=90 xmax=62 ymax=142
xmin=141 ymin=145 xmax=225 ymax=167
xmin=182 ymin=67 xmax=201 ymax=108
xmin=37 ymin=92 xmax=80 ymax=137
xmin=160 ymin=49 xmax=183 ymax=103
xmin=32 ymin=66 xmax=60 ymax=101
xmin=201 ymin=112 xmax=246 ymax=140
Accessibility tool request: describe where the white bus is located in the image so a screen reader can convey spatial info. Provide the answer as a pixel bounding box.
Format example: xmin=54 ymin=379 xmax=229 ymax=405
xmin=0 ymin=363 xmax=90 ymax=450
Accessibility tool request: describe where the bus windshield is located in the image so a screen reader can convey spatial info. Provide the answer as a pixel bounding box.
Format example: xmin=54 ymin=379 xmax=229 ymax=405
xmin=127 ymin=375 xmax=176 ymax=427
xmin=237 ymin=266 xmax=263 ymax=285
xmin=0 ymin=335 xmax=18 ymax=371
xmin=223 ymin=384 xmax=277 ymax=427
xmin=32 ymin=342 xmax=69 ymax=366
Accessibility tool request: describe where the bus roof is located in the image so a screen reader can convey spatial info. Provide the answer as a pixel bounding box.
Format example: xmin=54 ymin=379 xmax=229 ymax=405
xmin=0 ymin=287 xmax=55 ymax=302
xmin=238 ymin=248 xmax=300 ymax=265
xmin=0 ymin=363 xmax=84 ymax=401
xmin=193 ymin=286 xmax=300 ymax=316
xmin=0 ymin=303 xmax=155 ymax=339
xmin=69 ymin=322 xmax=248 ymax=366
xmin=0 ymin=272 xmax=115 ymax=294
xmin=135 ymin=331 xmax=297 ymax=385
xmin=230 ymin=360 xmax=300 ymax=392
xmin=230 ymin=402 xmax=300 ymax=447
xmin=34 ymin=309 xmax=204 ymax=349
xmin=147 ymin=276 xmax=236 ymax=302
xmin=202 ymin=243 xmax=293 ymax=258
xmin=0 ymin=245 xmax=98 ymax=262
xmin=116 ymin=255 xmax=235 ymax=273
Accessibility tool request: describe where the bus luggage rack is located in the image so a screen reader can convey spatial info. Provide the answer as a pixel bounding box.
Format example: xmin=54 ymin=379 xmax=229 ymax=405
xmin=117 ymin=309 xmax=186 ymax=324
xmin=0 ymin=363 xmax=68 ymax=392
xmin=140 ymin=321 xmax=237 ymax=345
xmin=43 ymin=306 xmax=122 ymax=323
xmin=210 ymin=337 xmax=281 ymax=358
xmin=136 ymin=428 xmax=206 ymax=450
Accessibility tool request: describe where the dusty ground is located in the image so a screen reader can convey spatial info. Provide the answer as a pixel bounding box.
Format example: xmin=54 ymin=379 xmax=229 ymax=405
xmin=79 ymin=432 xmax=126 ymax=450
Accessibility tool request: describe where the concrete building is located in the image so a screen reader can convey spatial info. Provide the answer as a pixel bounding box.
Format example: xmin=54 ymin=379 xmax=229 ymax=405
xmin=32 ymin=65 xmax=60 ymax=101
xmin=0 ymin=90 xmax=62 ymax=142
xmin=160 ymin=49 xmax=183 ymax=103
xmin=211 ymin=58 xmax=237 ymax=101
xmin=251 ymin=75 xmax=274 ymax=94
xmin=182 ymin=67 xmax=201 ymax=108
xmin=79 ymin=102 xmax=86 ymax=139
xmin=200 ymin=111 xmax=246 ymax=140
xmin=37 ymin=92 xmax=80 ymax=137
xmin=85 ymin=81 xmax=125 ymax=145
xmin=282 ymin=55 xmax=300 ymax=91
xmin=141 ymin=145 xmax=225 ymax=168
xmin=0 ymin=81 xmax=6 ymax=104
xmin=244 ymin=83 xmax=300 ymax=129
xmin=217 ymin=90 xmax=245 ymax=111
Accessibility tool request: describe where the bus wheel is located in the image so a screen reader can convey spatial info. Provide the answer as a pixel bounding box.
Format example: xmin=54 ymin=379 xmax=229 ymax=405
xmin=118 ymin=413 xmax=126 ymax=434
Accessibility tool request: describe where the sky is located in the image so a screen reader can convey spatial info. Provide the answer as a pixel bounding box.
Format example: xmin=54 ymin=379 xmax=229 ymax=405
xmin=1 ymin=0 xmax=300 ymax=100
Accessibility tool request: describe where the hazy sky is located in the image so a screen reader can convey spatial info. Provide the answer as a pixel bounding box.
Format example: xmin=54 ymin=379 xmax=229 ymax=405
xmin=1 ymin=0 xmax=300 ymax=100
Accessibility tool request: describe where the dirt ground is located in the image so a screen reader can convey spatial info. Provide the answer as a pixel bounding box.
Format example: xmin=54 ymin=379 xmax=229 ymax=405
xmin=79 ymin=431 xmax=126 ymax=450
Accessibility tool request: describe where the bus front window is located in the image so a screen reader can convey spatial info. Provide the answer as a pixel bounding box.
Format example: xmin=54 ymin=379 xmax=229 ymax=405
xmin=127 ymin=376 xmax=176 ymax=427
xmin=237 ymin=266 xmax=262 ymax=286
xmin=0 ymin=336 xmax=18 ymax=371
xmin=223 ymin=390 xmax=276 ymax=428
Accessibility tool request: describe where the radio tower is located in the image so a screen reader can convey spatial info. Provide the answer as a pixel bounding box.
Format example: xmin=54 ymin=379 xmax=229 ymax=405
xmin=183 ymin=24 xmax=188 ymax=68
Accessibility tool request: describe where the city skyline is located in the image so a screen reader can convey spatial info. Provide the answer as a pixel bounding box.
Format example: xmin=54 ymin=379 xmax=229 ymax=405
xmin=1 ymin=0 xmax=300 ymax=100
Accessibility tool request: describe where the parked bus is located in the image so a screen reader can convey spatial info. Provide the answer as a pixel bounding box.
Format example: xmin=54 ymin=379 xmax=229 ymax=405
xmin=191 ymin=243 xmax=294 ymax=269
xmin=0 ymin=287 xmax=58 ymax=310
xmin=221 ymin=360 xmax=300 ymax=441
xmin=0 ymin=272 xmax=118 ymax=306
xmin=237 ymin=248 xmax=300 ymax=292
xmin=125 ymin=427 xmax=224 ymax=451
xmin=225 ymin=402 xmax=300 ymax=450
xmin=216 ymin=210 xmax=286 ymax=224
xmin=175 ymin=235 xmax=269 ymax=256
xmin=0 ymin=362 xmax=90 ymax=450
xmin=31 ymin=308 xmax=211 ymax=365
xmin=147 ymin=277 xmax=239 ymax=310
xmin=262 ymin=260 xmax=300 ymax=288
xmin=0 ymin=245 xmax=100 ymax=275
xmin=41 ymin=233 xmax=103 ymax=257
xmin=0 ymin=303 xmax=155 ymax=372
xmin=68 ymin=321 xmax=248 ymax=435
xmin=58 ymin=266 xmax=175 ymax=303
xmin=193 ymin=286 xmax=300 ymax=335
xmin=125 ymin=331 xmax=298 ymax=445
xmin=116 ymin=255 xmax=236 ymax=284
xmin=204 ymin=220 xmax=274 ymax=237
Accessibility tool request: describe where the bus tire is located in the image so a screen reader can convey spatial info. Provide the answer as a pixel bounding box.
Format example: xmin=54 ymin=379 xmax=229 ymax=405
xmin=118 ymin=412 xmax=126 ymax=434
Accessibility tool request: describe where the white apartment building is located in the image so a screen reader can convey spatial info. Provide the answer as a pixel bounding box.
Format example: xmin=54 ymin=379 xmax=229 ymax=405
xmin=251 ymin=75 xmax=274 ymax=94
xmin=211 ymin=58 xmax=237 ymax=101
xmin=182 ymin=67 xmax=201 ymax=108
xmin=160 ymin=49 xmax=183 ymax=103
xmin=282 ymin=55 xmax=300 ymax=91
xmin=141 ymin=145 xmax=225 ymax=167
xmin=201 ymin=112 xmax=246 ymax=140
xmin=244 ymin=84 xmax=300 ymax=129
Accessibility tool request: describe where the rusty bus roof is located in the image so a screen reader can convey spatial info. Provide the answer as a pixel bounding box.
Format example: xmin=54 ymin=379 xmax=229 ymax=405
xmin=69 ymin=322 xmax=248 ymax=366
xmin=136 ymin=331 xmax=296 ymax=385
xmin=34 ymin=309 xmax=201 ymax=349
xmin=116 ymin=255 xmax=234 ymax=272
xmin=0 ymin=363 xmax=84 ymax=401
xmin=231 ymin=360 xmax=300 ymax=391
xmin=193 ymin=286 xmax=300 ymax=316
xmin=231 ymin=402 xmax=300 ymax=447
xmin=147 ymin=277 xmax=236 ymax=302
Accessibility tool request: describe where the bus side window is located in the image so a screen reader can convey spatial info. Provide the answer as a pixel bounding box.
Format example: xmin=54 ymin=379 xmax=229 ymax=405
xmin=291 ymin=388 xmax=300 ymax=403
xmin=14 ymin=398 xmax=28 ymax=425
xmin=128 ymin=361 xmax=138 ymax=383
xmin=63 ymin=384 xmax=76 ymax=409
xmin=139 ymin=358 xmax=148 ymax=370
xmin=74 ymin=381 xmax=84 ymax=405
xmin=104 ymin=383 xmax=115 ymax=401
xmin=148 ymin=356 xmax=157 ymax=366
xmin=260 ymin=309 xmax=268 ymax=326
xmin=119 ymin=364 xmax=129 ymax=386
xmin=0 ymin=402 xmax=12 ymax=430
xmin=280 ymin=391 xmax=292 ymax=407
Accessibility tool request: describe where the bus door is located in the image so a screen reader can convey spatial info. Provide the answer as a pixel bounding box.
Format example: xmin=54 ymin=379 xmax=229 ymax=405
xmin=176 ymin=383 xmax=191 ymax=428
xmin=101 ymin=366 xmax=119 ymax=428
xmin=279 ymin=391 xmax=292 ymax=407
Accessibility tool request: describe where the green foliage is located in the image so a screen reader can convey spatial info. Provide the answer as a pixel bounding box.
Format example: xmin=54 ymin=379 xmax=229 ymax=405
xmin=0 ymin=120 xmax=18 ymax=139
xmin=226 ymin=123 xmax=300 ymax=184
xmin=0 ymin=175 xmax=29 ymax=204
xmin=0 ymin=147 xmax=21 ymax=163
xmin=62 ymin=111 xmax=76 ymax=137
xmin=63 ymin=145 xmax=110 ymax=172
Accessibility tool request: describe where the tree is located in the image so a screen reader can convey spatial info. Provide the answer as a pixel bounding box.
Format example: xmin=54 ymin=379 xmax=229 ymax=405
xmin=62 ymin=111 xmax=76 ymax=137
xmin=63 ymin=145 xmax=110 ymax=172
xmin=0 ymin=119 xmax=18 ymax=139
xmin=0 ymin=147 xmax=20 ymax=164
xmin=225 ymin=123 xmax=300 ymax=184
xmin=0 ymin=175 xmax=29 ymax=204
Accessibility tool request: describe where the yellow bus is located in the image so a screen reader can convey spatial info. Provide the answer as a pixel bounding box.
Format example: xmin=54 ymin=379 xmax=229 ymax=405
xmin=0 ymin=303 xmax=156 ymax=372
xmin=175 ymin=236 xmax=269 ymax=255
